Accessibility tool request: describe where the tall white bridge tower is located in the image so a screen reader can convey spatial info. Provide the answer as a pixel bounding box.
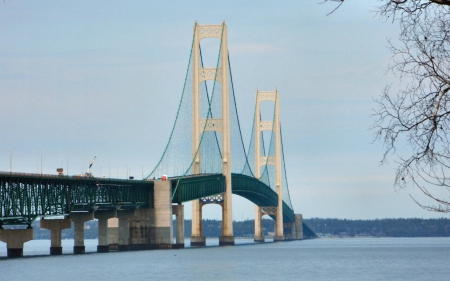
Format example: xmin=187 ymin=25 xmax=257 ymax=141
xmin=190 ymin=22 xmax=235 ymax=246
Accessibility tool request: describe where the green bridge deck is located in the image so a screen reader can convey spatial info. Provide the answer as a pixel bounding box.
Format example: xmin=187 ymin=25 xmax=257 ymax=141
xmin=1 ymin=172 xmax=296 ymax=226
xmin=0 ymin=172 xmax=153 ymax=226
xmin=170 ymin=173 xmax=296 ymax=223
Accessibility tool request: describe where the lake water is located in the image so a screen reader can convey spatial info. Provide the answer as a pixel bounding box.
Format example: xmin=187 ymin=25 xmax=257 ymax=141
xmin=1 ymin=237 xmax=449 ymax=280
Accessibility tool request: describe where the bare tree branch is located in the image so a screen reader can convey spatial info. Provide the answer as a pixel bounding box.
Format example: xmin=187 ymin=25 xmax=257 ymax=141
xmin=321 ymin=0 xmax=450 ymax=212
xmin=320 ymin=0 xmax=345 ymax=15
xmin=371 ymin=2 xmax=450 ymax=212
xmin=322 ymin=0 xmax=450 ymax=16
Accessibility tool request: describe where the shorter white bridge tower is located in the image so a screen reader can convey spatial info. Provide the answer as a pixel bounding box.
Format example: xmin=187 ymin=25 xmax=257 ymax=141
xmin=253 ymin=90 xmax=284 ymax=242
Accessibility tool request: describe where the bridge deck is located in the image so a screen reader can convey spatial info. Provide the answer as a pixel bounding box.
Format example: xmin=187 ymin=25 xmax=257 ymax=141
xmin=170 ymin=173 xmax=295 ymax=222
xmin=1 ymin=172 xmax=295 ymax=225
xmin=0 ymin=172 xmax=153 ymax=225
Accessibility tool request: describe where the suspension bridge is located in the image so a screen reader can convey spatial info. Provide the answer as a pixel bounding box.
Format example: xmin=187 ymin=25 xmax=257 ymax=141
xmin=0 ymin=22 xmax=315 ymax=257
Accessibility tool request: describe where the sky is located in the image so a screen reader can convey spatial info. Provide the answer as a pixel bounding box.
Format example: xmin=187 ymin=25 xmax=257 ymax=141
xmin=1 ymin=0 xmax=447 ymax=220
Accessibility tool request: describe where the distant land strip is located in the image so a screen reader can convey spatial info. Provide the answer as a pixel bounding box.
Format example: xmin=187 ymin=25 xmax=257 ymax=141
xmin=305 ymin=218 xmax=450 ymax=238
xmin=3 ymin=218 xmax=449 ymax=239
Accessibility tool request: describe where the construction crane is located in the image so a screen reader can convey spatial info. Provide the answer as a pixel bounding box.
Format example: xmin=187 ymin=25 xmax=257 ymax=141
xmin=84 ymin=155 xmax=97 ymax=177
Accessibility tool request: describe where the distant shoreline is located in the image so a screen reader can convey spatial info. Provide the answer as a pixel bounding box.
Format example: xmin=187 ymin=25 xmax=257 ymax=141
xmin=3 ymin=217 xmax=449 ymax=239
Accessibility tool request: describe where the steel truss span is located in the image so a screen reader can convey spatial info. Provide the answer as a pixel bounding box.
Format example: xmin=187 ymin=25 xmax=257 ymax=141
xmin=0 ymin=172 xmax=153 ymax=226
xmin=0 ymin=172 xmax=294 ymax=225
xmin=170 ymin=173 xmax=295 ymax=222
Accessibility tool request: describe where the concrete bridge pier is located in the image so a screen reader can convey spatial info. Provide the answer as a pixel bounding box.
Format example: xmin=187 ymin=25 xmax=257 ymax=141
xmin=190 ymin=199 xmax=205 ymax=247
xmin=282 ymin=214 xmax=303 ymax=240
xmin=107 ymin=218 xmax=119 ymax=250
xmin=40 ymin=218 xmax=72 ymax=255
xmin=128 ymin=180 xmax=175 ymax=250
xmin=294 ymin=214 xmax=303 ymax=239
xmin=254 ymin=206 xmax=265 ymax=243
xmin=128 ymin=181 xmax=158 ymax=250
xmin=153 ymin=180 xmax=173 ymax=248
xmin=172 ymin=204 xmax=184 ymax=248
xmin=117 ymin=210 xmax=135 ymax=251
xmin=283 ymin=222 xmax=295 ymax=240
xmin=0 ymin=228 xmax=34 ymax=257
xmin=219 ymin=189 xmax=235 ymax=246
xmin=71 ymin=212 xmax=94 ymax=254
xmin=274 ymin=193 xmax=285 ymax=242
xmin=129 ymin=208 xmax=153 ymax=250
xmin=94 ymin=210 xmax=117 ymax=252
xmin=273 ymin=233 xmax=285 ymax=242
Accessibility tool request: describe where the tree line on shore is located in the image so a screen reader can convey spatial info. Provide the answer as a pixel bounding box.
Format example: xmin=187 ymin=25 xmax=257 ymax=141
xmin=20 ymin=217 xmax=450 ymax=239
xmin=307 ymin=218 xmax=450 ymax=237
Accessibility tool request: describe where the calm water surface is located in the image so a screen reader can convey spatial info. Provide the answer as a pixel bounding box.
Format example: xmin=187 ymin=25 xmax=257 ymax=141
xmin=1 ymin=238 xmax=449 ymax=280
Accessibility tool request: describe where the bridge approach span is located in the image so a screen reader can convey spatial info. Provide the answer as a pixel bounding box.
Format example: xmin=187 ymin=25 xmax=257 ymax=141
xmin=0 ymin=172 xmax=153 ymax=226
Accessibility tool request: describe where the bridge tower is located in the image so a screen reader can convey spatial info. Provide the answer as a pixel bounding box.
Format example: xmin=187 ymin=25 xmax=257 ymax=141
xmin=254 ymin=90 xmax=284 ymax=242
xmin=190 ymin=22 xmax=234 ymax=246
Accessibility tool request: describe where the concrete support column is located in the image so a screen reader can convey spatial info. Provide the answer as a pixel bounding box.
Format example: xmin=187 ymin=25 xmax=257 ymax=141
xmin=40 ymin=218 xmax=72 ymax=255
xmin=274 ymin=223 xmax=284 ymax=241
xmin=0 ymin=228 xmax=34 ymax=257
xmin=283 ymin=222 xmax=294 ymax=240
xmin=172 ymin=204 xmax=184 ymax=248
xmin=219 ymin=187 xmax=235 ymax=246
xmin=254 ymin=206 xmax=264 ymax=243
xmin=94 ymin=210 xmax=117 ymax=252
xmin=274 ymin=193 xmax=284 ymax=242
xmin=153 ymin=180 xmax=173 ymax=249
xmin=290 ymin=222 xmax=296 ymax=239
xmin=129 ymin=208 xmax=154 ymax=250
xmin=107 ymin=217 xmax=119 ymax=250
xmin=190 ymin=199 xmax=205 ymax=246
xmin=295 ymin=214 xmax=303 ymax=240
xmin=117 ymin=210 xmax=135 ymax=251
xmin=274 ymin=224 xmax=284 ymax=241
xmin=71 ymin=212 xmax=94 ymax=254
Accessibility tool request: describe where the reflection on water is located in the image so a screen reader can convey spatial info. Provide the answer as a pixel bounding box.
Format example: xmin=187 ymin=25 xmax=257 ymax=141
xmin=0 ymin=237 xmax=265 ymax=256
xmin=1 ymin=238 xmax=450 ymax=280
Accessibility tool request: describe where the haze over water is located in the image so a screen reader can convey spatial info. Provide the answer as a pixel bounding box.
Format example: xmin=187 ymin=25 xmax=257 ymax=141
xmin=1 ymin=238 xmax=450 ymax=280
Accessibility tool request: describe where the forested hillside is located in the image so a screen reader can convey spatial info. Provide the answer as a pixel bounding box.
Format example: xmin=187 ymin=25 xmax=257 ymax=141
xmin=13 ymin=218 xmax=450 ymax=239
xmin=306 ymin=218 xmax=450 ymax=237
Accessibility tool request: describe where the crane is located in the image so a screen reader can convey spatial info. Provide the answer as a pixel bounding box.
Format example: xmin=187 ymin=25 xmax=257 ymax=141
xmin=84 ymin=155 xmax=97 ymax=177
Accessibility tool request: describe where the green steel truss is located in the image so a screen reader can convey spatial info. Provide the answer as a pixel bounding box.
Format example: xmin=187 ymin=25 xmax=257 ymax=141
xmin=1 ymin=172 xmax=294 ymax=226
xmin=171 ymin=173 xmax=295 ymax=223
xmin=231 ymin=174 xmax=295 ymax=223
xmin=0 ymin=173 xmax=153 ymax=226
xmin=171 ymin=174 xmax=226 ymax=203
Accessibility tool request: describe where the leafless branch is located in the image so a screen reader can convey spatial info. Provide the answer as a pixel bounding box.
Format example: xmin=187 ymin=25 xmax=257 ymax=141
xmin=321 ymin=0 xmax=450 ymax=212
xmin=371 ymin=0 xmax=450 ymax=211
xmin=319 ymin=0 xmax=344 ymax=15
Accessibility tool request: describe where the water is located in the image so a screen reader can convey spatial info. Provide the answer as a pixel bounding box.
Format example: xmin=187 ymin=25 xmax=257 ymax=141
xmin=1 ymin=238 xmax=450 ymax=280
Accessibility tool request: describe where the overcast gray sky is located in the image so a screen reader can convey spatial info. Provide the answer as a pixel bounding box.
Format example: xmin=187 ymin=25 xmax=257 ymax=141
xmin=1 ymin=1 xmax=446 ymax=220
